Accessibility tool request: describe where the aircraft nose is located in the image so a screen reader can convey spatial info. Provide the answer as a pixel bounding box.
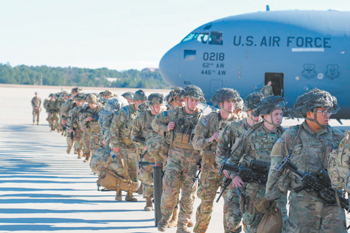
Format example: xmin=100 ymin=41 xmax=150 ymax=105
xmin=159 ymin=46 xmax=180 ymax=86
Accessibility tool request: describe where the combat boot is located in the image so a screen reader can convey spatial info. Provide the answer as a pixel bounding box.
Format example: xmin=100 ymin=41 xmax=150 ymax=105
xmin=168 ymin=207 xmax=178 ymax=228
xmin=144 ymin=197 xmax=153 ymax=211
xmin=125 ymin=191 xmax=137 ymax=202
xmin=187 ymin=219 xmax=194 ymax=227
xmin=115 ymin=189 xmax=122 ymax=201
xmin=77 ymin=150 xmax=83 ymax=159
xmin=157 ymin=217 xmax=170 ymax=232
xmin=37 ymin=122 xmax=39 ymax=125
xmin=84 ymin=153 xmax=91 ymax=162
xmin=176 ymin=223 xmax=191 ymax=233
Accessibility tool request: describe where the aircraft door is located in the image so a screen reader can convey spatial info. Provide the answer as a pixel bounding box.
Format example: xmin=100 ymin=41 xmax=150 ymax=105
xmin=264 ymin=73 xmax=284 ymax=97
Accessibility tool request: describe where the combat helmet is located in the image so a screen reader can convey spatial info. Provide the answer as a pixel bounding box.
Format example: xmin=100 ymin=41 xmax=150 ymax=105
xmin=73 ymin=93 xmax=85 ymax=101
xmin=122 ymin=92 xmax=134 ymax=100
xmin=133 ymin=90 xmax=147 ymax=101
xmin=166 ymin=87 xmax=184 ymax=102
xmin=148 ymin=93 xmax=164 ymax=106
xmin=253 ymin=96 xmax=286 ymax=116
xmin=105 ymin=97 xmax=123 ymax=113
xmin=103 ymin=90 xmax=114 ymax=97
xmin=71 ymin=87 xmax=82 ymax=94
xmin=180 ymin=85 xmax=205 ymax=102
xmin=244 ymin=92 xmax=264 ymax=111
xmin=49 ymin=93 xmax=55 ymax=98
xmin=211 ymin=88 xmax=240 ymax=107
xmin=86 ymin=94 xmax=98 ymax=104
xmin=289 ymin=88 xmax=338 ymax=127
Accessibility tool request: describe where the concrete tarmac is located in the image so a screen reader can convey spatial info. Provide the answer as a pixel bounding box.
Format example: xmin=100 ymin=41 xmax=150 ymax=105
xmin=0 ymin=84 xmax=349 ymax=232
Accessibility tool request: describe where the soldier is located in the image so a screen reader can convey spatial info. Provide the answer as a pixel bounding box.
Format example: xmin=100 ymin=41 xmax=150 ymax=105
xmin=122 ymin=92 xmax=134 ymax=105
xmin=223 ymin=95 xmax=285 ymax=233
xmin=192 ymin=88 xmax=239 ymax=233
xmin=166 ymin=87 xmax=184 ymax=109
xmin=216 ymin=92 xmax=264 ymax=233
xmin=152 ymin=85 xmax=205 ymax=233
xmin=31 ymin=91 xmax=41 ymax=125
xmin=109 ymin=90 xmax=147 ymax=202
xmin=260 ymin=81 xmax=273 ymax=97
xmin=68 ymin=93 xmax=86 ymax=159
xmin=46 ymin=94 xmax=60 ymax=131
xmin=132 ymin=93 xmax=164 ymax=211
xmin=233 ymin=96 xmax=245 ymax=121
xmin=80 ymin=94 xmax=103 ymax=162
xmin=265 ymin=88 xmax=346 ymax=233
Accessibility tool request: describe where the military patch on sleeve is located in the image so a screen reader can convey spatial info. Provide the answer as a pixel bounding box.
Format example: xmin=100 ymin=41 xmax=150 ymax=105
xmin=163 ymin=111 xmax=167 ymax=117
xmin=200 ymin=118 xmax=208 ymax=126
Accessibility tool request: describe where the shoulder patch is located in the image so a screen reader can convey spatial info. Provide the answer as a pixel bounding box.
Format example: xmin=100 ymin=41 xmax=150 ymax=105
xmin=200 ymin=118 xmax=208 ymax=126
xmin=163 ymin=111 xmax=167 ymax=117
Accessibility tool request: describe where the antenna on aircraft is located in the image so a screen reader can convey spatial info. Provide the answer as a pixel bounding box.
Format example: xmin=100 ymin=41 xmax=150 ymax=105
xmin=266 ymin=5 xmax=270 ymax=11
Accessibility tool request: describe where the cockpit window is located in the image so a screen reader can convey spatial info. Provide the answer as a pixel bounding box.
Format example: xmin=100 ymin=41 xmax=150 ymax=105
xmin=197 ymin=33 xmax=209 ymax=44
xmin=182 ymin=32 xmax=209 ymax=44
xmin=208 ymin=31 xmax=223 ymax=45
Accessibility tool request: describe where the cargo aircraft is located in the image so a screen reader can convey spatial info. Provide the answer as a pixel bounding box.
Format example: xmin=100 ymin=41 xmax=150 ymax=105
xmin=159 ymin=9 xmax=350 ymax=120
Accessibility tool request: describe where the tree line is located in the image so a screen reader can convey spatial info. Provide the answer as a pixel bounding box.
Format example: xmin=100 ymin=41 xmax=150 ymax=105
xmin=0 ymin=63 xmax=170 ymax=89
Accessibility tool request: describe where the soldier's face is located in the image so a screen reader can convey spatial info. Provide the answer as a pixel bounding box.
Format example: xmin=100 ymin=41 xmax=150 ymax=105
xmin=175 ymin=97 xmax=184 ymax=107
xmin=89 ymin=103 xmax=97 ymax=109
xmin=185 ymin=98 xmax=199 ymax=110
xmin=308 ymin=108 xmax=330 ymax=125
xmin=134 ymin=100 xmax=146 ymax=109
xmin=103 ymin=95 xmax=109 ymax=100
xmin=265 ymin=109 xmax=283 ymax=125
xmin=126 ymin=98 xmax=134 ymax=104
xmin=151 ymin=104 xmax=162 ymax=115
xmin=50 ymin=97 xmax=54 ymax=101
xmin=247 ymin=110 xmax=261 ymax=123
xmin=220 ymin=100 xmax=235 ymax=113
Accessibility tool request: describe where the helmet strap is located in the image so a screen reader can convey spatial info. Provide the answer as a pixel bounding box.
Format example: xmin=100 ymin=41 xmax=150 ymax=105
xmin=263 ymin=111 xmax=280 ymax=127
xmin=306 ymin=109 xmax=327 ymax=128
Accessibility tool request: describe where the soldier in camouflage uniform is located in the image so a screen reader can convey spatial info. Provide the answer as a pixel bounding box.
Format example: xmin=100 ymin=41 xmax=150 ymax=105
xmin=46 ymin=94 xmax=60 ymax=131
xmin=68 ymin=93 xmax=86 ymax=159
xmin=31 ymin=91 xmax=41 ymax=125
xmin=260 ymin=81 xmax=273 ymax=97
xmin=266 ymin=88 xmax=346 ymax=233
xmin=152 ymin=85 xmax=205 ymax=233
xmin=131 ymin=93 xmax=164 ymax=211
xmin=57 ymin=91 xmax=69 ymax=134
xmin=109 ymin=90 xmax=147 ymax=202
xmin=223 ymin=95 xmax=285 ymax=233
xmin=166 ymin=87 xmax=184 ymax=110
xmin=192 ymin=88 xmax=240 ymax=233
xmin=216 ymin=92 xmax=264 ymax=233
xmin=233 ymin=96 xmax=245 ymax=121
xmin=80 ymin=94 xmax=103 ymax=162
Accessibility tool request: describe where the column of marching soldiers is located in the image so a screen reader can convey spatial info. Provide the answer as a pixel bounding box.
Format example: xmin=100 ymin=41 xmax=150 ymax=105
xmin=31 ymin=85 xmax=350 ymax=233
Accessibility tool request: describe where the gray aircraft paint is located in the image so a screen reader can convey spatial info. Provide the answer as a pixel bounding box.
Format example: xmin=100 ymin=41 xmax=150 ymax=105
xmin=159 ymin=10 xmax=350 ymax=119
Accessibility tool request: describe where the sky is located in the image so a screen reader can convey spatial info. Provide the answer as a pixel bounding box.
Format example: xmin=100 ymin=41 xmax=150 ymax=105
xmin=1 ymin=0 xmax=350 ymax=71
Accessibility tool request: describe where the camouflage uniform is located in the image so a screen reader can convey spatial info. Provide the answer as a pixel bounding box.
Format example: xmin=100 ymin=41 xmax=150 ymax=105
xmin=68 ymin=94 xmax=85 ymax=159
xmin=31 ymin=93 xmax=41 ymax=125
xmin=192 ymin=88 xmax=240 ymax=233
xmin=260 ymin=84 xmax=273 ymax=97
xmin=61 ymin=97 xmax=76 ymax=153
xmin=224 ymin=96 xmax=285 ymax=233
xmin=132 ymin=93 xmax=164 ymax=210
xmin=109 ymin=102 xmax=139 ymax=199
xmin=80 ymin=94 xmax=103 ymax=162
xmin=152 ymin=85 xmax=205 ymax=233
xmin=266 ymin=89 xmax=346 ymax=233
xmin=216 ymin=92 xmax=264 ymax=233
xmin=46 ymin=94 xmax=60 ymax=131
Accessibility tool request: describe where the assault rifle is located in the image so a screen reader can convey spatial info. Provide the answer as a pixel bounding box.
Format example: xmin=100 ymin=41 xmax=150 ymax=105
xmin=82 ymin=109 xmax=99 ymax=128
xmin=191 ymin=158 xmax=202 ymax=189
xmin=215 ymin=160 xmax=270 ymax=202
xmin=276 ymin=158 xmax=349 ymax=211
xmin=132 ymin=136 xmax=146 ymax=144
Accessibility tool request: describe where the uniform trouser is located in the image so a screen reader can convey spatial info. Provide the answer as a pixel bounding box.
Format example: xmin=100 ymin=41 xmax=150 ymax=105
xmin=73 ymin=129 xmax=83 ymax=151
xmin=89 ymin=128 xmax=101 ymax=156
xmin=224 ymin=187 xmax=243 ymax=232
xmin=66 ymin=134 xmax=74 ymax=150
xmin=194 ymin=167 xmax=226 ymax=233
xmin=241 ymin=184 xmax=265 ymax=233
xmin=32 ymin=109 xmax=40 ymax=123
xmin=285 ymin=193 xmax=346 ymax=233
xmin=161 ymin=162 xmax=197 ymax=226
xmin=139 ymin=152 xmax=154 ymax=198
xmin=109 ymin=146 xmax=138 ymax=183
xmin=83 ymin=130 xmax=91 ymax=156
xmin=49 ymin=112 xmax=59 ymax=129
